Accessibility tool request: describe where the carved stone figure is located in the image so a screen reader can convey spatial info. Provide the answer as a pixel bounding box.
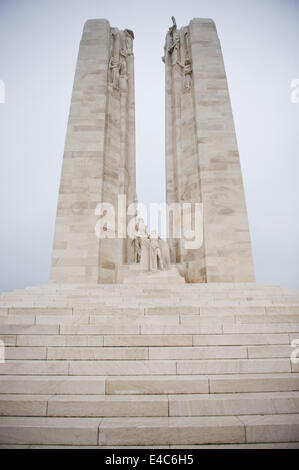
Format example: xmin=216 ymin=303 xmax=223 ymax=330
xmin=109 ymin=28 xmax=121 ymax=89
xmin=159 ymin=237 xmax=171 ymax=270
xmin=163 ymin=18 xmax=193 ymax=92
xmin=136 ymin=218 xmax=147 ymax=238
xmin=124 ymin=29 xmax=134 ymax=55
xmin=132 ymin=235 xmax=141 ymax=263
xmin=163 ymin=16 xmax=181 ymax=65
xmin=120 ymin=50 xmax=127 ymax=76
xmin=149 ymin=230 xmax=164 ymax=272
xmin=109 ymin=27 xmax=134 ymax=90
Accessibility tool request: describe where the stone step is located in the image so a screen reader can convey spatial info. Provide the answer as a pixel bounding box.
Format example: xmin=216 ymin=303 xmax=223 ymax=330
xmin=59 ymin=323 xmax=226 ymax=335
xmin=0 ymin=360 xmax=176 ymax=376
xmin=2 ymin=443 xmax=299 ymax=449
xmin=104 ymin=333 xmax=291 ymax=347
xmin=2 ymin=289 xmax=298 ymax=297
xmin=1 ymin=314 xmax=299 ymax=328
xmin=0 ymin=333 xmax=292 ymax=348
xmin=1 ymin=391 xmax=298 ymax=418
xmin=4 ymin=301 xmax=298 ymax=308
xmin=2 ymin=373 xmax=298 ymax=395
xmin=79 ymin=345 xmax=294 ymax=361
xmin=3 ymin=345 xmax=262 ymax=361
xmin=0 ymin=415 xmax=244 ymax=445
xmin=0 ymin=358 xmax=292 ymax=376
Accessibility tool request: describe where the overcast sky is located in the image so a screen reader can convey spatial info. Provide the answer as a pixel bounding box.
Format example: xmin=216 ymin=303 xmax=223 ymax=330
xmin=0 ymin=0 xmax=298 ymax=292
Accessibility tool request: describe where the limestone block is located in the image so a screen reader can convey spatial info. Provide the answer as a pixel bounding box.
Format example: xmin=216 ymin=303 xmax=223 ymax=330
xmin=193 ymin=334 xmax=290 ymax=346
xmin=176 ymin=359 xmax=291 ymax=375
xmin=224 ymin=324 xmax=299 ymax=334
xmin=9 ymin=308 xmax=72 ymax=315
xmin=17 ymin=335 xmax=67 ymax=347
xmin=146 ymin=307 xmax=199 ymax=315
xmin=47 ymin=347 xmax=148 ymax=360
xmin=104 ymin=335 xmax=192 ymax=347
xmin=248 ymin=345 xmax=293 ymax=358
xmin=0 ymin=376 xmax=106 ymax=395
xmin=69 ymin=360 xmax=176 ymax=376
xmin=169 ymin=392 xmax=299 ymax=416
xmin=0 ymin=326 xmax=59 ymax=335
xmin=149 ymin=346 xmax=247 ymax=360
xmin=106 ymin=376 xmax=209 ymax=395
xmin=141 ymin=324 xmax=222 ymax=335
xmin=5 ymin=347 xmax=47 ymax=360
xmin=47 ymin=395 xmax=168 ymax=417
xmin=0 ymin=335 xmax=17 ymax=346
xmin=209 ymin=373 xmax=299 ymax=393
xmin=0 ymin=361 xmax=69 ymax=376
xmin=0 ymin=395 xmax=50 ymax=417
xmin=0 ymin=417 xmax=101 ymax=445
xmin=239 ymin=414 xmax=299 ymax=443
xmin=98 ymin=416 xmax=245 ymax=446
xmin=60 ymin=324 xmax=140 ymax=335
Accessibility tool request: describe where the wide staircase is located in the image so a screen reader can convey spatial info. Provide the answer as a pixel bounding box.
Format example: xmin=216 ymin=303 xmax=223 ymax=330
xmin=0 ymin=269 xmax=299 ymax=448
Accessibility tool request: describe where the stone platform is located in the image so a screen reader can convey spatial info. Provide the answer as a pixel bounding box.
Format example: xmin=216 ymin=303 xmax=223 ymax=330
xmin=0 ymin=274 xmax=299 ymax=448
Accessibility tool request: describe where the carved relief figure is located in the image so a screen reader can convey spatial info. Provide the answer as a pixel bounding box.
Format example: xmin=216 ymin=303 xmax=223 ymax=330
xmin=162 ymin=18 xmax=193 ymax=90
xmin=109 ymin=28 xmax=120 ymax=89
xmin=182 ymin=30 xmax=192 ymax=90
xmin=109 ymin=56 xmax=120 ymax=89
xmin=183 ymin=55 xmax=192 ymax=90
xmin=109 ymin=28 xmax=134 ymax=90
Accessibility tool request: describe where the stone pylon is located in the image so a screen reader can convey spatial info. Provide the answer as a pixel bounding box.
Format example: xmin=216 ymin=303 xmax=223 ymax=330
xmin=163 ymin=18 xmax=255 ymax=283
xmin=51 ymin=20 xmax=136 ymax=284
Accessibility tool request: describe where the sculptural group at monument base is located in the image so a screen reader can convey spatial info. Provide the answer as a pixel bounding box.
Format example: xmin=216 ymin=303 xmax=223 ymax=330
xmin=131 ymin=218 xmax=171 ymax=273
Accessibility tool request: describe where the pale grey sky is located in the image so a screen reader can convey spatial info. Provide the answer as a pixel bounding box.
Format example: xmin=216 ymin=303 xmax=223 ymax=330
xmin=0 ymin=0 xmax=298 ymax=292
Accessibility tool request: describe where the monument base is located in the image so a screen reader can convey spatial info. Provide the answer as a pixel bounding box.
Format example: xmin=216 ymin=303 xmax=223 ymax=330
xmin=0 ymin=281 xmax=299 ymax=447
